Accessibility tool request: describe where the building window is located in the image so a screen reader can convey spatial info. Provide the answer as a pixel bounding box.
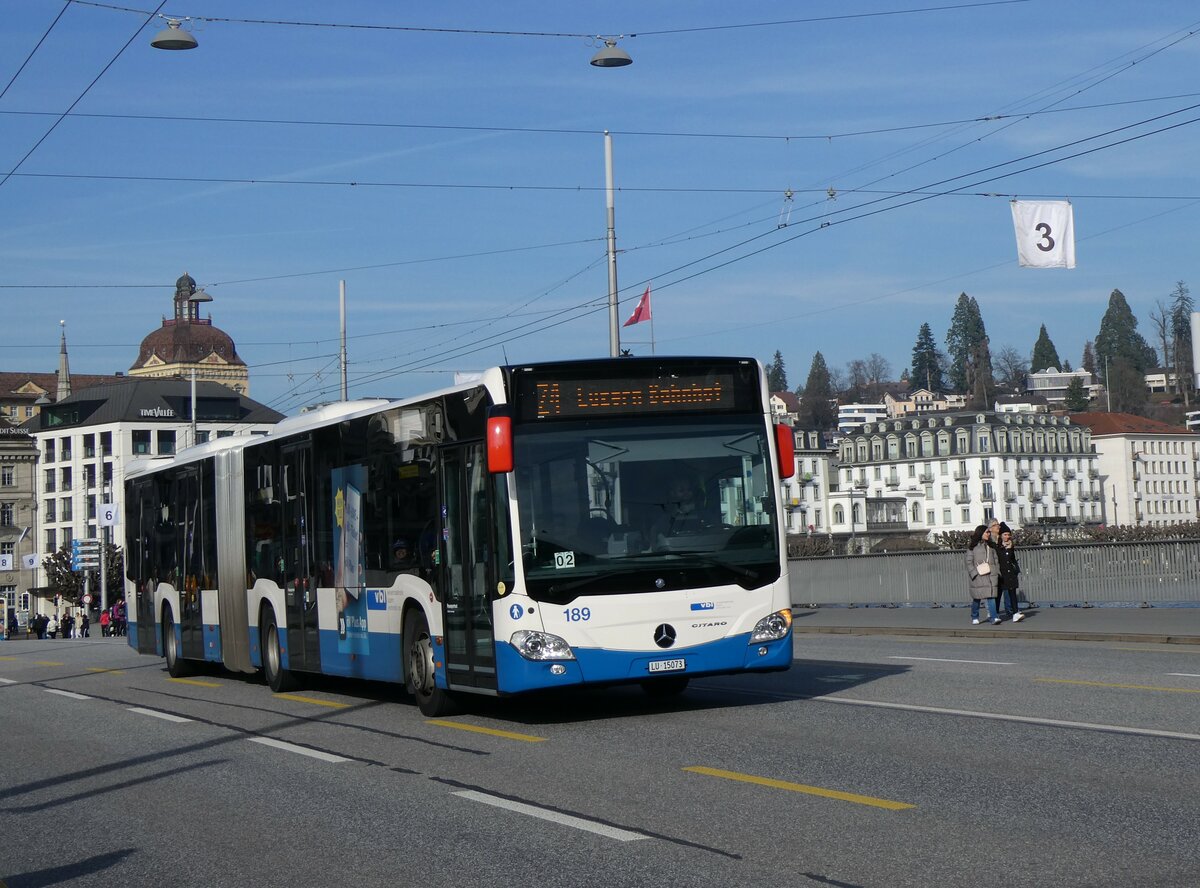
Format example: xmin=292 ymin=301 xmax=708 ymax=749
xmin=943 ymin=509 xmax=951 ymax=524
xmin=100 ymin=431 xmax=112 ymax=456
xmin=43 ymin=499 xmax=55 ymax=522
xmin=961 ymin=508 xmax=971 ymax=522
xmin=43 ymin=440 xmax=55 ymax=462
xmin=43 ymin=468 xmax=55 ymax=493
xmin=61 ymin=496 xmax=72 ymax=521
xmin=833 ymin=505 xmax=844 ymax=524
xmin=133 ymin=430 xmax=152 ymax=455
xmin=0 ymin=466 xmax=12 ymax=487
xmin=157 ymin=430 xmax=176 ymax=455
xmin=45 ymin=529 xmax=56 ymax=552
xmin=60 ymin=467 xmax=71 ymax=491
xmin=83 ymin=434 xmax=96 ymax=458
xmin=927 ymin=510 xmax=936 ymax=524
xmin=0 ymin=503 xmax=11 ymax=526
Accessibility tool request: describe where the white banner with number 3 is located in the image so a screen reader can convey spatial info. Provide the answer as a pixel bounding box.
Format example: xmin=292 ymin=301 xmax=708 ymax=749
xmin=1011 ymin=200 xmax=1075 ymax=269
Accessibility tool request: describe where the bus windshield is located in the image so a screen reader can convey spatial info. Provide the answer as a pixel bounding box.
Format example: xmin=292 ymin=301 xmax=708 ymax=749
xmin=514 ymin=415 xmax=781 ymax=603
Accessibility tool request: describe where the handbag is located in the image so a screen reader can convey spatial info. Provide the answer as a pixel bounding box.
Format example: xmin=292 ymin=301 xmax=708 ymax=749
xmin=977 ymin=561 xmax=991 ymax=575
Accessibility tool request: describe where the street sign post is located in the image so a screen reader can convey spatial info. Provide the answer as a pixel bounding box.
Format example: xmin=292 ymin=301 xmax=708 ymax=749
xmin=70 ymin=538 xmax=100 ymax=571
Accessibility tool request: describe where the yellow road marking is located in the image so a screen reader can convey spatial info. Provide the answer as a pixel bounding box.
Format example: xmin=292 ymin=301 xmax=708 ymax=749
xmin=891 ymin=637 xmax=996 ymax=645
xmin=33 ymin=661 xmax=65 ymax=666
xmin=1037 ymin=677 xmax=1200 ymax=694
xmin=427 ymin=719 xmax=547 ymax=743
xmin=86 ymin=667 xmax=124 ymax=674
xmin=274 ymin=693 xmax=350 ymax=709
xmin=0 ymin=656 xmax=17 ymax=661
xmin=167 ymin=677 xmax=221 ymax=688
xmin=684 ymin=766 xmax=915 ymax=811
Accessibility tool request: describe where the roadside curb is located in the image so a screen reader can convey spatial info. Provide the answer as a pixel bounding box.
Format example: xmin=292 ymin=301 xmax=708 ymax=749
xmin=791 ymin=625 xmax=1200 ymax=645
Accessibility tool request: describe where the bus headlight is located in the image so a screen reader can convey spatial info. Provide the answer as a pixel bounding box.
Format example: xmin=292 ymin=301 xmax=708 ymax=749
xmin=750 ymin=609 xmax=792 ymax=643
xmin=510 ymin=630 xmax=576 ymax=661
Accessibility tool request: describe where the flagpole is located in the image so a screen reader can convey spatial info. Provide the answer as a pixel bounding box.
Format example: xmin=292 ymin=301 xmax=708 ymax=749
xmin=649 ymin=283 xmax=656 ymax=355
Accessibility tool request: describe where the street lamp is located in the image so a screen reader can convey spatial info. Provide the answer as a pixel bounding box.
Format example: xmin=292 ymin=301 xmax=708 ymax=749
xmin=151 ymin=19 xmax=198 ymax=50
xmin=590 ymin=38 xmax=632 ymax=68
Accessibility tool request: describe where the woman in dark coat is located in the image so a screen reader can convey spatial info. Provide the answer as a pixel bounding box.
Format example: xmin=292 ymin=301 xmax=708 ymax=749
xmin=995 ymin=525 xmax=1026 ymax=622
xmin=966 ymin=524 xmax=1001 ymax=625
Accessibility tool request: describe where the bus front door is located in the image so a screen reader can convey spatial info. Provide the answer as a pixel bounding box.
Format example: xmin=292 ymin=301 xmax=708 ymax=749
xmin=440 ymin=444 xmax=497 ymax=693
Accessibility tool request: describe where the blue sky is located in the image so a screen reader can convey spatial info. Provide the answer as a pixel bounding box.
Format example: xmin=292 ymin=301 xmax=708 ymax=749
xmin=2 ymin=0 xmax=1199 ymax=414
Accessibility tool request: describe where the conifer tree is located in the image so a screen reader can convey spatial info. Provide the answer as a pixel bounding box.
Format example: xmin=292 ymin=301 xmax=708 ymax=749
xmin=799 ymin=352 xmax=836 ymax=429
xmin=765 ymin=350 xmax=788 ymax=392
xmin=1095 ymin=289 xmax=1157 ymax=374
xmin=1030 ymin=324 xmax=1061 ymax=373
xmin=1064 ymin=376 xmax=1089 ymax=411
xmin=945 ymin=293 xmax=987 ymax=393
xmin=910 ymin=322 xmax=945 ymax=391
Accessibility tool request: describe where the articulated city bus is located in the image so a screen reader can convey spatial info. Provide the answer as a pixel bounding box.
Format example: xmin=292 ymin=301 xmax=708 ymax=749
xmin=124 ymin=356 xmax=795 ymax=715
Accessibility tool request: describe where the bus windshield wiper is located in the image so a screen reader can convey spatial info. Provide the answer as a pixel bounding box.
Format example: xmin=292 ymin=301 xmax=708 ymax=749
xmin=663 ymin=551 xmax=759 ymax=581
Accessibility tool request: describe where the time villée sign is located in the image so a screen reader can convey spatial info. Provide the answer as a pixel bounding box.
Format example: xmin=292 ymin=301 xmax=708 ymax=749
xmin=139 ymin=406 xmax=176 ymax=418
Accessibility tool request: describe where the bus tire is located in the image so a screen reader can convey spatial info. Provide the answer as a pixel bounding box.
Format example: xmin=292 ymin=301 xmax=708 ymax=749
xmin=641 ymin=676 xmax=689 ymax=698
xmin=404 ymin=610 xmax=458 ymax=717
xmin=262 ymin=609 xmax=299 ymax=693
xmin=163 ymin=607 xmax=191 ymax=678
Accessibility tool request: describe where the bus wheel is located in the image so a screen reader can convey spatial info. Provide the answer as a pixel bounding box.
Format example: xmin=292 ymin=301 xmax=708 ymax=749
xmin=164 ymin=607 xmax=191 ymax=678
xmin=262 ymin=610 xmax=298 ymax=693
xmin=641 ymin=677 xmax=689 ymax=698
xmin=404 ymin=611 xmax=458 ymax=717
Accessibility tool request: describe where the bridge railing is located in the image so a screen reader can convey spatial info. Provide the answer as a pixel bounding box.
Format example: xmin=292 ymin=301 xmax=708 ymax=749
xmin=788 ymin=539 xmax=1200 ymax=607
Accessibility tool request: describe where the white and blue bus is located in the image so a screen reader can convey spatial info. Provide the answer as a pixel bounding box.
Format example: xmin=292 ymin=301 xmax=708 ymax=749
xmin=124 ymin=357 xmax=795 ymax=715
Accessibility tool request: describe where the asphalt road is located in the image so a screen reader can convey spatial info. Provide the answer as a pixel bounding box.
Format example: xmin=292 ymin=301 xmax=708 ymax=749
xmin=1 ymin=635 xmax=1197 ymax=888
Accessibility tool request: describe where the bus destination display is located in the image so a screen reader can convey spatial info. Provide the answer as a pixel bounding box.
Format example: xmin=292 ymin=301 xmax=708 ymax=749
xmin=530 ymin=374 xmax=735 ymax=419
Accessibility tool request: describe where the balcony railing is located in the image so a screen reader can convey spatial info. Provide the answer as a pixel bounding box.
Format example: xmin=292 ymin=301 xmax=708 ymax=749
xmin=853 ymin=480 xmax=868 ymax=489
xmin=885 ymin=477 xmax=900 ymax=488
xmin=1004 ymin=493 xmax=1017 ymax=502
xmin=1088 ymin=468 xmax=1099 ymax=479
xmin=979 ymin=469 xmax=995 ymax=479
xmin=1016 ymin=469 xmax=1029 ymax=480
xmin=953 ymin=470 xmax=970 ymax=481
xmin=1063 ymin=468 xmax=1076 ymax=480
xmin=954 ymin=494 xmax=972 ymax=504
xmin=919 ymin=473 xmax=934 ymax=483
xmin=1039 ymin=469 xmax=1055 ymax=480
xmin=981 ymin=491 xmax=996 ymax=502
xmin=866 ymin=520 xmax=911 ymax=531
xmin=1053 ymin=493 xmax=1067 ymax=502
xmin=1030 ymin=491 xmax=1043 ymax=501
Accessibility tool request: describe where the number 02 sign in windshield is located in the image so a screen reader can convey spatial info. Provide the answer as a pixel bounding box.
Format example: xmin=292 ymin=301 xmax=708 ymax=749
xmin=531 ymin=374 xmax=735 ymax=419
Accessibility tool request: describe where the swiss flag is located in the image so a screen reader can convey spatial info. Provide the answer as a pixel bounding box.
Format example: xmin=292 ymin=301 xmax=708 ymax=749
xmin=622 ymin=285 xmax=652 ymax=327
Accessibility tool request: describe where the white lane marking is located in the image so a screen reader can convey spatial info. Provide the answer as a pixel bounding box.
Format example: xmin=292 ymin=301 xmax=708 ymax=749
xmin=453 ymin=790 xmax=649 ymax=842
xmin=248 ymin=737 xmax=348 ymax=763
xmin=0 ymin=677 xmax=17 ymax=684
xmin=887 ymin=656 xmax=1016 ymax=665
xmin=1167 ymin=673 xmax=1200 ymax=678
xmin=44 ymin=688 xmax=91 ymax=700
xmin=819 ymin=696 xmax=1200 ymax=742
xmin=128 ymin=706 xmax=192 ymax=724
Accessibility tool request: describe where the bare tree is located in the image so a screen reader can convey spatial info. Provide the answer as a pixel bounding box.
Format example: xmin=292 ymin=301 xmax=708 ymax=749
xmin=1149 ymin=299 xmax=1173 ymax=372
xmin=827 ymin=365 xmax=847 ymax=398
xmin=864 ymin=352 xmax=892 ymax=398
xmin=846 ymin=359 xmax=869 ymax=399
xmin=992 ymin=344 xmax=1028 ymax=392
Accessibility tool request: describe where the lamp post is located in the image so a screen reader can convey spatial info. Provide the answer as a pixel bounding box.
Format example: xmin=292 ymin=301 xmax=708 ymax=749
xmin=604 ymin=131 xmax=620 ymax=357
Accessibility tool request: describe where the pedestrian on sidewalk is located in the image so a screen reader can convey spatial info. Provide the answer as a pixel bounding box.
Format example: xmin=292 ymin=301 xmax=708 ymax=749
xmin=99 ymin=608 xmax=110 ymax=637
xmin=996 ymin=525 xmax=1025 ymax=622
xmin=966 ymin=524 xmax=1001 ymax=625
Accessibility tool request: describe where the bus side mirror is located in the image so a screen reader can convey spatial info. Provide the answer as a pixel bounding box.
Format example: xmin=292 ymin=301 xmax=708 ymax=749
xmin=774 ymin=423 xmax=795 ymax=479
xmin=487 ymin=413 xmax=513 ymax=473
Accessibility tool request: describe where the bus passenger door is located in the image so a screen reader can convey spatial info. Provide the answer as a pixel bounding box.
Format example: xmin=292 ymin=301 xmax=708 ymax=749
xmin=281 ymin=442 xmax=318 ymax=672
xmin=440 ymin=444 xmax=497 ymax=692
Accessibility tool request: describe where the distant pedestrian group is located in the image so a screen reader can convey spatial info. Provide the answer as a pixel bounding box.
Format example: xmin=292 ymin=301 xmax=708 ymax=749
xmin=966 ymin=520 xmax=1026 ymax=625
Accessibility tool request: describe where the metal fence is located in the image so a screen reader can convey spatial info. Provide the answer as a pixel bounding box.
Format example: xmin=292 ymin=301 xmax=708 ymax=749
xmin=788 ymin=539 xmax=1200 ymax=607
